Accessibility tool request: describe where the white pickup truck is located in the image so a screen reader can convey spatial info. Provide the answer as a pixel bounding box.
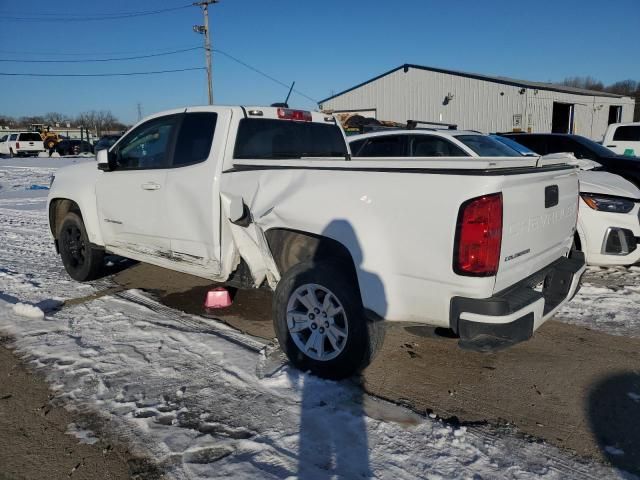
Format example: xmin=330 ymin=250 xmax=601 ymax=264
xmin=602 ymin=122 xmax=640 ymax=157
xmin=47 ymin=106 xmax=585 ymax=378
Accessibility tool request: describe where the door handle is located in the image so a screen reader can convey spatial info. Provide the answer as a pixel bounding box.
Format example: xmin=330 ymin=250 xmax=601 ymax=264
xmin=606 ymin=145 xmax=617 ymax=148
xmin=141 ymin=182 xmax=161 ymax=190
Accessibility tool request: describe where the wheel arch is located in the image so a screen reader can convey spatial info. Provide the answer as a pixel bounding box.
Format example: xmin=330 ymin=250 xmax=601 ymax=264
xmin=265 ymin=228 xmax=363 ymax=302
xmin=48 ymin=197 xmax=104 ymax=249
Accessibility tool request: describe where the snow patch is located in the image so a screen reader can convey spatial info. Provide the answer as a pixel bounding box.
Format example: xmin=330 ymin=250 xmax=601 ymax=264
xmin=12 ymin=302 xmax=44 ymax=319
xmin=66 ymin=423 xmax=99 ymax=445
xmin=604 ymin=446 xmax=625 ymax=456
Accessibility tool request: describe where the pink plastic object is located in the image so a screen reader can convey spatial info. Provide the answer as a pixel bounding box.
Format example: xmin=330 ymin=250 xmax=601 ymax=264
xmin=204 ymin=287 xmax=233 ymax=309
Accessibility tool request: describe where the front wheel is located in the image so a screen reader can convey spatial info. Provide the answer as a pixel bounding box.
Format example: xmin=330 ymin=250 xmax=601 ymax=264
xmin=273 ymin=262 xmax=382 ymax=379
xmin=58 ymin=212 xmax=105 ymax=281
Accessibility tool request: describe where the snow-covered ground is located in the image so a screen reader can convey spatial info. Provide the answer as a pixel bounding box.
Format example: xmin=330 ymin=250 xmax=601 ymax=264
xmin=558 ymin=266 xmax=640 ymax=338
xmin=0 ymin=158 xmax=638 ymax=479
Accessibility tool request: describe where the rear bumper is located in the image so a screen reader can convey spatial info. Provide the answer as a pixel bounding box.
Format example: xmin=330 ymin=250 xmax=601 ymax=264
xmin=450 ymin=250 xmax=586 ymax=352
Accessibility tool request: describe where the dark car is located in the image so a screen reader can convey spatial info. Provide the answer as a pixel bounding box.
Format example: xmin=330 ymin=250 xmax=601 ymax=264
xmin=54 ymin=139 xmax=94 ymax=156
xmin=94 ymin=135 xmax=121 ymax=152
xmin=500 ymin=133 xmax=640 ymax=188
xmin=490 ymin=134 xmax=537 ymax=156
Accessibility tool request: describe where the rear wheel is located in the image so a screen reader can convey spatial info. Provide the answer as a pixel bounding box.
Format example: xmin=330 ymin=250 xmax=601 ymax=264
xmin=58 ymin=212 xmax=105 ymax=281
xmin=9 ymin=149 xmax=13 ymax=158
xmin=273 ymin=262 xmax=382 ymax=379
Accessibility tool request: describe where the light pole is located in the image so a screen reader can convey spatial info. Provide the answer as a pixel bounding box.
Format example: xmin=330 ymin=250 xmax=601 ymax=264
xmin=193 ymin=1 xmax=218 ymax=105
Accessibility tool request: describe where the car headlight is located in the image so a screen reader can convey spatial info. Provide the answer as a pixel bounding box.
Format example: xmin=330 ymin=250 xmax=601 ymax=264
xmin=580 ymin=193 xmax=635 ymax=213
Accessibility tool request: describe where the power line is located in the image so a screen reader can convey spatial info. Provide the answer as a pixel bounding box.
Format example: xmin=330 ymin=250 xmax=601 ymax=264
xmin=0 ymin=44 xmax=202 ymax=57
xmin=0 ymin=4 xmax=192 ymax=22
xmin=0 ymin=47 xmax=202 ymax=63
xmin=213 ymin=49 xmax=319 ymax=104
xmin=0 ymin=67 xmax=205 ymax=77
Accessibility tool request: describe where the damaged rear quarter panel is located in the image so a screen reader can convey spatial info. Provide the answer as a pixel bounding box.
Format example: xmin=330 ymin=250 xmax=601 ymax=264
xmin=220 ymin=164 xmax=500 ymax=326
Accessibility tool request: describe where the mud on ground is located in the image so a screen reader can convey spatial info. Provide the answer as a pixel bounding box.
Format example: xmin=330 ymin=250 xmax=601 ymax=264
xmin=0 ymin=338 xmax=162 ymax=480
xmin=115 ymin=263 xmax=640 ymax=476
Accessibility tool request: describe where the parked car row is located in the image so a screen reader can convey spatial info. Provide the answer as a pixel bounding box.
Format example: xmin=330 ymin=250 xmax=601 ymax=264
xmin=0 ymin=131 xmax=122 ymax=157
xmin=347 ymin=128 xmax=640 ymax=267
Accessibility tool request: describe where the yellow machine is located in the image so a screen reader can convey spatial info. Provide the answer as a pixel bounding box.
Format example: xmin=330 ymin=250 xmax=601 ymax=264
xmin=30 ymin=124 xmax=62 ymax=150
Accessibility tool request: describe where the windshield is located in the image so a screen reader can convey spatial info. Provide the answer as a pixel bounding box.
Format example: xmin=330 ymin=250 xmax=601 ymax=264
xmin=455 ymin=134 xmax=521 ymax=156
xmin=490 ymin=135 xmax=537 ymax=156
xmin=573 ymin=135 xmax=627 ymax=157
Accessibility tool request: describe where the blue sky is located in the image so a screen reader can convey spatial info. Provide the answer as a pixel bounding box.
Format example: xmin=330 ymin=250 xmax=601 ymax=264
xmin=0 ymin=0 xmax=638 ymax=124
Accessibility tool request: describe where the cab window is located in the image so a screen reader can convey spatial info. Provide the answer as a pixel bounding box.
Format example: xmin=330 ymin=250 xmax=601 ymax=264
xmin=411 ymin=135 xmax=468 ymax=157
xmin=357 ymin=135 xmax=406 ymax=157
xmin=172 ymin=112 xmax=217 ymax=167
xmin=613 ymin=126 xmax=640 ymax=142
xmin=115 ymin=115 xmax=178 ymax=170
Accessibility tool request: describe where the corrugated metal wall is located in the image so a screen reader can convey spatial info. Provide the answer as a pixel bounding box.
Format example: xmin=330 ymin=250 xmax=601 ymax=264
xmin=320 ymin=67 xmax=635 ymax=140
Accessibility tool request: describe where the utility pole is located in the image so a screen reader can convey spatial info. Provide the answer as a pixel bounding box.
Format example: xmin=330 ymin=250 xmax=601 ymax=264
xmin=193 ymin=1 xmax=218 ymax=105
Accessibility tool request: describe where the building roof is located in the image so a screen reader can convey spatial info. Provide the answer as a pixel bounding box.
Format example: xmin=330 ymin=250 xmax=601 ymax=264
xmin=319 ymin=64 xmax=628 ymax=104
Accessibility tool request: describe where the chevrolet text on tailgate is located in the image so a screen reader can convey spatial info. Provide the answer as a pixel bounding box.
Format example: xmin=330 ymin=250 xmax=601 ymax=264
xmin=47 ymin=106 xmax=586 ymax=379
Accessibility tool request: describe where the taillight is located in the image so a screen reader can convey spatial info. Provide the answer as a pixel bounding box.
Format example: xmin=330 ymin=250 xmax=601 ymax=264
xmin=453 ymin=193 xmax=503 ymax=276
xmin=16 ymin=142 xmax=20 ymax=149
xmin=277 ymin=108 xmax=312 ymax=121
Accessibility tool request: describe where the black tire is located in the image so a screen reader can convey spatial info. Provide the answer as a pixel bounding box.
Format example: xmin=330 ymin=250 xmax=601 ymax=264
xmin=273 ymin=261 xmax=383 ymax=379
xmin=9 ymin=149 xmax=13 ymax=158
xmin=58 ymin=212 xmax=105 ymax=281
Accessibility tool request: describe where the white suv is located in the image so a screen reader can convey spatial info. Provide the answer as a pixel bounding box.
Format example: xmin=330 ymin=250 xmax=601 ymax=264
xmin=4 ymin=132 xmax=45 ymax=157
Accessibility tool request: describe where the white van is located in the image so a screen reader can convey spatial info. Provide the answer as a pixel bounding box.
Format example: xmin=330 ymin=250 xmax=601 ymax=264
xmin=602 ymin=122 xmax=640 ymax=157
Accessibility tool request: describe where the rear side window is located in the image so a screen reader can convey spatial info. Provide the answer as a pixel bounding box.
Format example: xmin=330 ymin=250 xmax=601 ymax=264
xmin=455 ymin=135 xmax=520 ymax=156
xmin=357 ymin=135 xmax=406 ymax=157
xmin=411 ymin=135 xmax=467 ymax=157
xmin=613 ymin=126 xmax=640 ymax=141
xmin=234 ymin=119 xmax=347 ymax=159
xmin=509 ymin=135 xmax=547 ymax=155
xmin=349 ymin=139 xmax=366 ymax=156
xmin=9 ymin=134 xmax=18 ymax=141
xmin=173 ymin=112 xmax=217 ymax=166
xmin=18 ymin=133 xmax=42 ymax=141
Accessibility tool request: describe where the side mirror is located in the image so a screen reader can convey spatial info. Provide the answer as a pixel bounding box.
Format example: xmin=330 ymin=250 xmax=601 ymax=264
xmin=97 ymin=148 xmax=116 ymax=171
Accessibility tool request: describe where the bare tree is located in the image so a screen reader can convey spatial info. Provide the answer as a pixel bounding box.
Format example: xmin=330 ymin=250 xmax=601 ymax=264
xmin=18 ymin=115 xmax=45 ymax=128
xmin=75 ymin=110 xmax=122 ymax=136
xmin=43 ymin=112 xmax=70 ymax=127
xmin=0 ymin=115 xmax=16 ymax=127
xmin=607 ymin=80 xmax=638 ymax=96
xmin=562 ymin=76 xmax=605 ymax=91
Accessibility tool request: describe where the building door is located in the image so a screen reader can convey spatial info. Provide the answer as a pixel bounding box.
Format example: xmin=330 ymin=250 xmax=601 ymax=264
xmin=608 ymin=105 xmax=622 ymax=125
xmin=551 ymin=102 xmax=574 ymax=134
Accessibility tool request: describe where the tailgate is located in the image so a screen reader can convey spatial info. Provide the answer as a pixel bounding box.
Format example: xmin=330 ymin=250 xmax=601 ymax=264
xmin=494 ymin=166 xmax=578 ymax=293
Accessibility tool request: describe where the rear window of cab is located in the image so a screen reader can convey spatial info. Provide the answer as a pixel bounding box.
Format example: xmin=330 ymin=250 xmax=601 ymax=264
xmin=234 ymin=118 xmax=347 ymax=159
xmin=18 ymin=133 xmax=43 ymax=142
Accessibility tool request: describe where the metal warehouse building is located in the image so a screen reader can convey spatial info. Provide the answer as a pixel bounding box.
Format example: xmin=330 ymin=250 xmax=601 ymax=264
xmin=319 ymin=64 xmax=635 ymax=140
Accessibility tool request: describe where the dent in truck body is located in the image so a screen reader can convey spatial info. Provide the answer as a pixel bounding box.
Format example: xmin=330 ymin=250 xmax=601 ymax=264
xmin=220 ymin=192 xmax=280 ymax=289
